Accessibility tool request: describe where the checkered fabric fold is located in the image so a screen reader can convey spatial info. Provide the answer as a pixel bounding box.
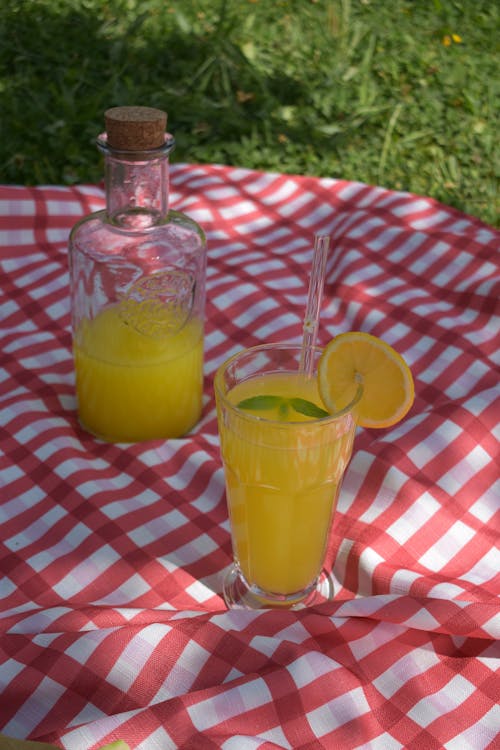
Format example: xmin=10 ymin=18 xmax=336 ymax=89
xmin=1 ymin=165 xmax=499 ymax=749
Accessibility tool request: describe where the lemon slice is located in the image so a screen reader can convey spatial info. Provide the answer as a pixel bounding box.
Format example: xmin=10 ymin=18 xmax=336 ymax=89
xmin=318 ymin=332 xmax=415 ymax=428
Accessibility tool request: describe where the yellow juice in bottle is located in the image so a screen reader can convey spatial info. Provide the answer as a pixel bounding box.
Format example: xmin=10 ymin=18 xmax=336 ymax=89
xmin=219 ymin=372 xmax=355 ymax=596
xmin=74 ymin=302 xmax=203 ymax=442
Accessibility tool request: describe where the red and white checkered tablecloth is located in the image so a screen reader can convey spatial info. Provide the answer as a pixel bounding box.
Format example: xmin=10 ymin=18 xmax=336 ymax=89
xmin=1 ymin=164 xmax=499 ymax=750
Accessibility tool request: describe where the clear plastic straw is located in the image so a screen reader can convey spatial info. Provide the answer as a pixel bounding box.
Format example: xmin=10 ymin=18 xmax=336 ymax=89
xmin=299 ymin=233 xmax=330 ymax=376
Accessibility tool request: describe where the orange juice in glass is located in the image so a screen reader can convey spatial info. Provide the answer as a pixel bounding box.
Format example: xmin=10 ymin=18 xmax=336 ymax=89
xmin=215 ymin=343 xmax=360 ymax=609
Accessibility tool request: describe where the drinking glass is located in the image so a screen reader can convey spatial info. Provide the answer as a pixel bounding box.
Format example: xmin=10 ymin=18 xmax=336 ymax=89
xmin=214 ymin=343 xmax=361 ymax=609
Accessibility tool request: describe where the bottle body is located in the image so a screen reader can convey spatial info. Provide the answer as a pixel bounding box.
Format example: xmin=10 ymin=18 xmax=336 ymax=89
xmin=69 ymin=113 xmax=206 ymax=442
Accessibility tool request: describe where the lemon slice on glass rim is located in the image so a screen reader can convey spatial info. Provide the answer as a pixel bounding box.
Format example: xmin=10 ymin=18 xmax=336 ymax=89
xmin=318 ymin=331 xmax=415 ymax=428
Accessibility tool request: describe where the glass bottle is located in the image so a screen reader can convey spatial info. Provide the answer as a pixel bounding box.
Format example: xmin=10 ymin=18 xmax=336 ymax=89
xmin=69 ymin=106 xmax=206 ymax=442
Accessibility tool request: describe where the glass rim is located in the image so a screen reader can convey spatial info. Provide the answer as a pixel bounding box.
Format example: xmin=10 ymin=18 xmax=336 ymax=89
xmin=214 ymin=342 xmax=363 ymax=425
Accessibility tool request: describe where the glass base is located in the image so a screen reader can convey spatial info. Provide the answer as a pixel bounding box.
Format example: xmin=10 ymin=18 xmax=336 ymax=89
xmin=223 ymin=565 xmax=335 ymax=610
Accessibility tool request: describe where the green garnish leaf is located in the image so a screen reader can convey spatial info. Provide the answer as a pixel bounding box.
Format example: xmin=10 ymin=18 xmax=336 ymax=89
xmin=290 ymin=398 xmax=329 ymax=418
xmin=237 ymin=395 xmax=283 ymax=411
xmin=278 ymin=400 xmax=289 ymax=418
xmin=237 ymin=394 xmax=330 ymax=419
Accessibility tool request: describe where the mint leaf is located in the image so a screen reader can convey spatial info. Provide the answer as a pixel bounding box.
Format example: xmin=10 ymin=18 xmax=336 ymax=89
xmin=237 ymin=395 xmax=283 ymax=411
xmin=290 ymin=398 xmax=329 ymax=418
xmin=236 ymin=395 xmax=329 ymax=419
xmin=278 ymin=400 xmax=289 ymax=418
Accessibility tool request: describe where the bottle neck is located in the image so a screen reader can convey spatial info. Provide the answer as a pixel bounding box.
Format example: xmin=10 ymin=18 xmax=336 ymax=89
xmin=98 ymin=134 xmax=175 ymax=230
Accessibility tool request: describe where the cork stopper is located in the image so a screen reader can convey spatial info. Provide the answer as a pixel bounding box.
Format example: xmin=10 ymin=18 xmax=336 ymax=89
xmin=104 ymin=106 xmax=167 ymax=151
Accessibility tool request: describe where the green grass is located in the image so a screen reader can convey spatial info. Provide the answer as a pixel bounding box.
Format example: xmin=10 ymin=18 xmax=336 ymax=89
xmin=1 ymin=0 xmax=498 ymax=225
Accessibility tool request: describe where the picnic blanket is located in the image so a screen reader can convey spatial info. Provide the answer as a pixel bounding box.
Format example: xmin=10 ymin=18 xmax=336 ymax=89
xmin=1 ymin=164 xmax=499 ymax=749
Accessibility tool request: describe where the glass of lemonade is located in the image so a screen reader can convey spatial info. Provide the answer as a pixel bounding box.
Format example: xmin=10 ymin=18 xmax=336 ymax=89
xmin=215 ymin=342 xmax=361 ymax=609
